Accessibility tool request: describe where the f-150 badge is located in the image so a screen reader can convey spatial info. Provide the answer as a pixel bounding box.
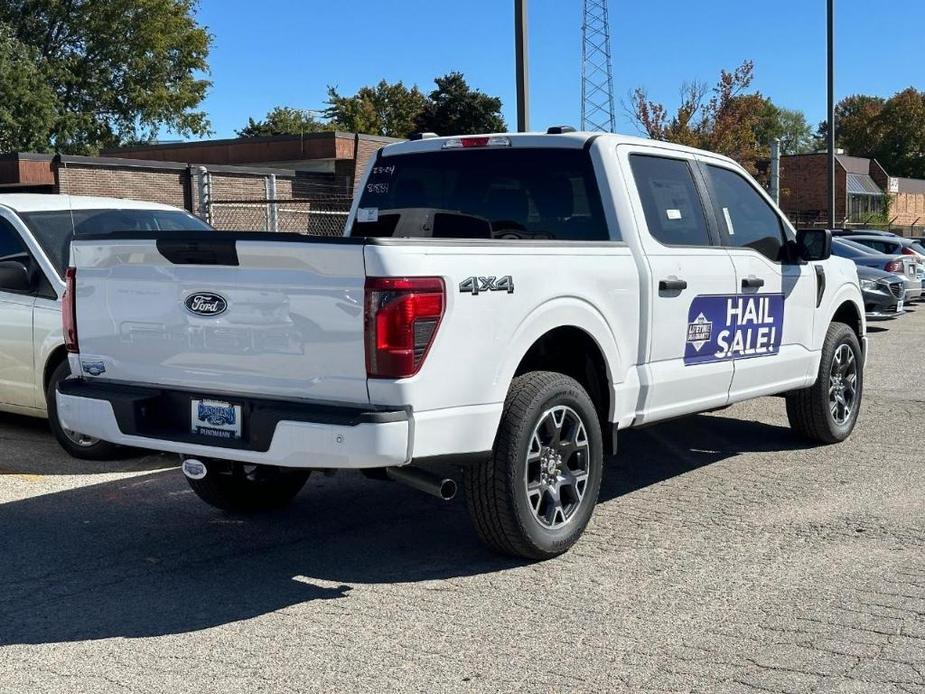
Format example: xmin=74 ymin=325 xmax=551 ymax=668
xmin=684 ymin=294 xmax=784 ymax=365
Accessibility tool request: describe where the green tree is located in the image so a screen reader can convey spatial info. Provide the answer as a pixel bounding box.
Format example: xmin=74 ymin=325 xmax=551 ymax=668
xmin=0 ymin=24 xmax=56 ymax=152
xmin=873 ymin=88 xmax=925 ymax=178
xmin=326 ymin=80 xmax=428 ymax=138
xmin=0 ymin=0 xmax=212 ymax=153
xmin=413 ymin=72 xmax=506 ymax=136
xmin=237 ymin=107 xmax=331 ymax=138
xmin=754 ymin=101 xmax=814 ymax=155
xmin=816 ymin=94 xmax=886 ymax=156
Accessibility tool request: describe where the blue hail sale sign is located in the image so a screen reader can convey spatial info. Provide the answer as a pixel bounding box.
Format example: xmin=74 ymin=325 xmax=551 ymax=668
xmin=684 ymin=294 xmax=785 ymax=365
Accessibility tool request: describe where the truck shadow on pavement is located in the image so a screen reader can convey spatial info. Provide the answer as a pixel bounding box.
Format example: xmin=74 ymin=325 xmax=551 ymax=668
xmin=0 ymin=412 xmax=174 ymax=475
xmin=0 ymin=412 xmax=813 ymax=646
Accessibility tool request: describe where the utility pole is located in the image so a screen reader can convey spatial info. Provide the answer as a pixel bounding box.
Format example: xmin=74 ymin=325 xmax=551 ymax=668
xmin=827 ymin=0 xmax=836 ymax=228
xmin=514 ymin=0 xmax=529 ymax=132
xmin=770 ymin=138 xmax=781 ymax=205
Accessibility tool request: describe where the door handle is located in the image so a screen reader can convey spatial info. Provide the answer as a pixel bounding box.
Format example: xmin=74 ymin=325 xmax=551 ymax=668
xmin=658 ymin=277 xmax=688 ymax=292
xmin=742 ymin=277 xmax=765 ymax=289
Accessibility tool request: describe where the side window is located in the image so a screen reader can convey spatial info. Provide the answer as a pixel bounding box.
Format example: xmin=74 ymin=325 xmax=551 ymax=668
xmin=0 ymin=217 xmax=28 ymax=261
xmin=630 ymin=155 xmax=712 ymax=247
xmin=706 ymin=165 xmax=786 ymax=261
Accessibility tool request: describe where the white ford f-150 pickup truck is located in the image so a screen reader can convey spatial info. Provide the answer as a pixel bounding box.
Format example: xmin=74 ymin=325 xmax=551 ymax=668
xmin=57 ymin=131 xmax=865 ymax=559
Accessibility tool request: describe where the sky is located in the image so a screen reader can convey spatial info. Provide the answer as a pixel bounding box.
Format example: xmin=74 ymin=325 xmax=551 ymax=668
xmin=190 ymin=0 xmax=925 ymax=140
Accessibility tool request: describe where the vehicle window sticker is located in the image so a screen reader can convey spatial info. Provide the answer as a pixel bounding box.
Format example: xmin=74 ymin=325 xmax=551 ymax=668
xmin=666 ymin=208 xmax=682 ymax=220
xmin=357 ymin=208 xmax=379 ymax=223
xmin=722 ymin=207 xmax=735 ymax=236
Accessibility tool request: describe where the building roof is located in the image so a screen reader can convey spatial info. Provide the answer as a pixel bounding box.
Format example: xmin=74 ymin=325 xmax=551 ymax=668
xmin=896 ymin=177 xmax=925 ymax=194
xmin=835 ymin=154 xmax=873 ymax=174
xmin=846 ymin=172 xmax=883 ymax=196
xmin=0 ymin=193 xmax=181 ymax=213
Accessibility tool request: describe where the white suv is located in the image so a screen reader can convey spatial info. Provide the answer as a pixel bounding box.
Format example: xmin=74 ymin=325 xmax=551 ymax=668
xmin=0 ymin=194 xmax=213 ymax=459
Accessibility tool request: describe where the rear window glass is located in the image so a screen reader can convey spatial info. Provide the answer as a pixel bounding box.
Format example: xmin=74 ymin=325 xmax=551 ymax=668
xmin=350 ymin=148 xmax=613 ymax=241
xmin=22 ymin=209 xmax=213 ymax=277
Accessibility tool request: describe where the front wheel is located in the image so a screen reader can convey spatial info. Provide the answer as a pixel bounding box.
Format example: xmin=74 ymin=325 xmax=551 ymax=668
xmin=465 ymin=371 xmax=603 ymax=560
xmin=46 ymin=360 xmax=121 ymax=460
xmin=786 ymin=322 xmax=863 ymax=444
xmin=186 ymin=460 xmax=311 ymax=512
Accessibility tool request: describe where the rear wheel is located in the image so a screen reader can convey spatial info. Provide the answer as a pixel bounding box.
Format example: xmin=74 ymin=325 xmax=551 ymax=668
xmin=465 ymin=371 xmax=603 ymax=560
xmin=786 ymin=322 xmax=863 ymax=444
xmin=46 ymin=360 xmax=121 ymax=460
xmin=186 ymin=460 xmax=310 ymax=512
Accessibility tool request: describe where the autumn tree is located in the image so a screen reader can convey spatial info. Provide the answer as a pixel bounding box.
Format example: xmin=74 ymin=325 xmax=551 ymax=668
xmin=818 ymin=89 xmax=925 ymax=178
xmin=630 ymin=61 xmax=811 ymax=171
xmin=0 ymin=0 xmax=211 ymax=153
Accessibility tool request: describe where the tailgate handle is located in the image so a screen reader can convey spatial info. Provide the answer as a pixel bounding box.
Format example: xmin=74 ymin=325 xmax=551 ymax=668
xmin=156 ymin=240 xmax=239 ymax=266
xmin=742 ymin=276 xmax=765 ymax=289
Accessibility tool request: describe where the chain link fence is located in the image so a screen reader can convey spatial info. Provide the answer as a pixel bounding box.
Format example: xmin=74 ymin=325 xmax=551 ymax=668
xmin=206 ymin=197 xmax=352 ymax=236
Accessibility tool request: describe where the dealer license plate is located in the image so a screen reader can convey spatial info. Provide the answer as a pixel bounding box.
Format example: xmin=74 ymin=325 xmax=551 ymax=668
xmin=897 ymin=299 xmax=904 ymax=312
xmin=191 ymin=399 xmax=243 ymax=440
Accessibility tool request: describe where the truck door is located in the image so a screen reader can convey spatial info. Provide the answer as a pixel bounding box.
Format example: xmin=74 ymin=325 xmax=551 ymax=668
xmin=697 ymin=159 xmax=818 ymax=400
xmin=623 ymin=150 xmax=737 ymax=423
xmin=0 ymin=217 xmax=37 ymax=408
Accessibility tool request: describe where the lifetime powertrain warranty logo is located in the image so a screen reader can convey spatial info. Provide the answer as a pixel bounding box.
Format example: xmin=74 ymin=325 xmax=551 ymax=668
xmin=684 ymin=294 xmax=785 ymax=365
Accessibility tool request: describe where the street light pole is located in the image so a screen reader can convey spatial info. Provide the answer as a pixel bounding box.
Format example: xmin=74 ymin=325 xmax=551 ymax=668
xmin=515 ymin=0 xmax=529 ymax=132
xmin=827 ymin=0 xmax=836 ymax=228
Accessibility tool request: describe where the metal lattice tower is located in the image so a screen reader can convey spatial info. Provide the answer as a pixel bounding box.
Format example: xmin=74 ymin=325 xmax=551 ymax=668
xmin=581 ymin=0 xmax=616 ymax=132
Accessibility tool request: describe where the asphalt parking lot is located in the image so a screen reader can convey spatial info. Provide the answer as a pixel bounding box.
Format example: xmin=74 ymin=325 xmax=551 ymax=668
xmin=0 ymin=311 xmax=923 ymax=694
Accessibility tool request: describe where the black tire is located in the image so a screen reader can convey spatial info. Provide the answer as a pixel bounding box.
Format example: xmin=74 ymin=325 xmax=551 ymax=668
xmin=46 ymin=360 xmax=121 ymax=460
xmin=465 ymin=371 xmax=604 ymax=560
xmin=186 ymin=460 xmax=310 ymax=512
xmin=786 ymin=322 xmax=863 ymax=444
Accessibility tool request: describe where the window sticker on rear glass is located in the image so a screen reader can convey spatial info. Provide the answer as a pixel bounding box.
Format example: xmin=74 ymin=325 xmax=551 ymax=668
xmin=357 ymin=208 xmax=379 ymax=223
xmin=684 ymin=293 xmax=784 ymax=365
xmin=666 ymin=208 xmax=682 ymax=220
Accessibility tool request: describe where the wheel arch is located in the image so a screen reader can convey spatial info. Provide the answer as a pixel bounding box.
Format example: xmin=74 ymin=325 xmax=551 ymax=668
xmin=494 ymin=297 xmax=624 ymax=443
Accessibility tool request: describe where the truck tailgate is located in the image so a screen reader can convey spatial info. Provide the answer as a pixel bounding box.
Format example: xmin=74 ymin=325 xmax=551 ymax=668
xmin=71 ymin=235 xmax=370 ymax=404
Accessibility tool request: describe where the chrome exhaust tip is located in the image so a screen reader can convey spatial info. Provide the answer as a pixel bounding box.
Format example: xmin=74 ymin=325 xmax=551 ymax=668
xmin=385 ymin=466 xmax=457 ymax=501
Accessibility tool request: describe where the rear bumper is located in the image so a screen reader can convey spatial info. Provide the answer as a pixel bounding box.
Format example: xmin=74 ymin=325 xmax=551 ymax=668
xmin=56 ymin=379 xmax=411 ymax=469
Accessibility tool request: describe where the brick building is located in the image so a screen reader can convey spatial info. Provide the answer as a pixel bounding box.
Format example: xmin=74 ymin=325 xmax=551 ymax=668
xmin=0 ymin=132 xmax=400 ymax=234
xmin=780 ymin=152 xmax=925 ymax=230
xmin=103 ymin=131 xmax=400 ymax=196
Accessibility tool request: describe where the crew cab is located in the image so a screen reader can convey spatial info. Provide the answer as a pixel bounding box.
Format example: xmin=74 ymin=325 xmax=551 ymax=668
xmin=57 ymin=132 xmax=866 ymax=559
xmin=0 ymin=194 xmax=213 ymax=459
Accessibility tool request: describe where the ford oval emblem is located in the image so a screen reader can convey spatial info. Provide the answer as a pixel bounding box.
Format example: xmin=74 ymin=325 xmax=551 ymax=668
xmin=185 ymin=292 xmax=227 ymax=317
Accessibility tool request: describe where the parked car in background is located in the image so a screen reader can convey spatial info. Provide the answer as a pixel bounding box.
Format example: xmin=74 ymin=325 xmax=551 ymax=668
xmin=830 ymin=228 xmax=899 ymax=238
xmin=831 ymin=238 xmax=923 ymax=301
xmin=0 ymin=194 xmax=214 ymax=459
xmin=847 ymin=233 xmax=925 ymax=260
xmin=856 ymin=265 xmax=906 ymax=320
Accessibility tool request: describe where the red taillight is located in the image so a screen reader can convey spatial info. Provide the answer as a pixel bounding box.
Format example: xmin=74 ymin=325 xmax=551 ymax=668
xmin=364 ymin=277 xmax=445 ymax=379
xmin=885 ymin=260 xmax=903 ymax=273
xmin=63 ymin=266 xmax=78 ymax=353
xmin=901 ymin=247 xmax=916 ymax=255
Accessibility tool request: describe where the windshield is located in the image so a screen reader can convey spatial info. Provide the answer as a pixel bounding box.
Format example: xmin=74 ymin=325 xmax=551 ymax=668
xmin=350 ymin=148 xmax=612 ymax=241
xmin=838 ymin=238 xmax=880 ymax=254
xmin=22 ymin=208 xmax=213 ymax=277
xmin=833 ymin=239 xmax=877 ymax=259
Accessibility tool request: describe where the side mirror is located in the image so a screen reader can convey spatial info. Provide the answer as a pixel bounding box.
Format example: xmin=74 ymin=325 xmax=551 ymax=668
xmin=795 ymin=229 xmax=832 ymax=261
xmin=0 ymin=259 xmax=35 ymax=292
